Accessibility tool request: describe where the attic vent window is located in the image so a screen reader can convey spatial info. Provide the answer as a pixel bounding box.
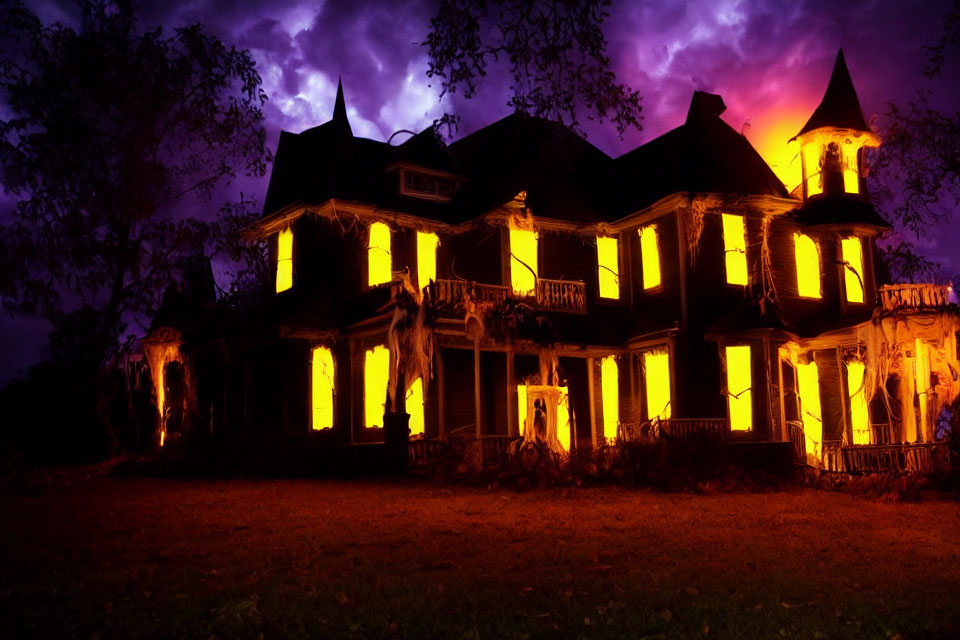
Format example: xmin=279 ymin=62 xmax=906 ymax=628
xmin=401 ymin=169 xmax=459 ymax=201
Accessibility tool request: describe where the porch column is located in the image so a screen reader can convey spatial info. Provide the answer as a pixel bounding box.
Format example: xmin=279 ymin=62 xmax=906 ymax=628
xmin=474 ymin=339 xmax=482 ymax=439
xmin=587 ymin=356 xmax=598 ymax=449
xmin=506 ymin=349 xmax=518 ymax=436
xmin=436 ymin=347 xmax=445 ymax=438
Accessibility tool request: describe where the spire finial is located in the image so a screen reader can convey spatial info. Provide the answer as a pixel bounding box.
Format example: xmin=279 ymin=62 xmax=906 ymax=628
xmin=333 ymin=76 xmax=347 ymax=123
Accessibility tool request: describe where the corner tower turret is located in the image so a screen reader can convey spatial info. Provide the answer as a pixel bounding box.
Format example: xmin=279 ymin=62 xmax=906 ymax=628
xmin=792 ymin=50 xmax=880 ymax=200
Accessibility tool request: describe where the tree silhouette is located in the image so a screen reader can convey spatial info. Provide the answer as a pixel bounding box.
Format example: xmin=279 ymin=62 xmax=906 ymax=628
xmin=424 ymin=0 xmax=642 ymax=137
xmin=0 ymin=0 xmax=270 ymax=367
xmin=871 ymin=0 xmax=960 ymax=283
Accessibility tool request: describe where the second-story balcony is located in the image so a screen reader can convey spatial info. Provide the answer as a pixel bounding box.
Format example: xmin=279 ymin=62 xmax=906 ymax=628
xmin=432 ymin=278 xmax=587 ymax=313
xmin=879 ymin=283 xmax=953 ymax=313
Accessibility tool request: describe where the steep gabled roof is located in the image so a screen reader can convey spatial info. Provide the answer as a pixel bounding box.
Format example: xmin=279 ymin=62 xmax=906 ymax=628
xmin=794 ymin=49 xmax=871 ymax=138
xmin=611 ymin=92 xmax=788 ymax=216
xmin=447 ymin=112 xmax=614 ymax=223
xmin=261 ymin=81 xmax=458 ymax=220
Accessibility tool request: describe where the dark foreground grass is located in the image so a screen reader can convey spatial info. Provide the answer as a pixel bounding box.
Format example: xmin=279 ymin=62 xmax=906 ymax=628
xmin=2 ymin=470 xmax=960 ymax=639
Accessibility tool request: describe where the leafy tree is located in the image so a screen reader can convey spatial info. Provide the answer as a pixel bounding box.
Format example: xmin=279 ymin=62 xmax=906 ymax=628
xmin=871 ymin=0 xmax=960 ymax=283
xmin=424 ymin=0 xmax=642 ymax=137
xmin=0 ymin=0 xmax=270 ymax=367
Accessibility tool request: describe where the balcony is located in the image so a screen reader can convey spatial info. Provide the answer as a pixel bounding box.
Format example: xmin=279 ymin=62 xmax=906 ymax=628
xmin=879 ymin=283 xmax=952 ymax=313
xmin=432 ymin=278 xmax=587 ymax=313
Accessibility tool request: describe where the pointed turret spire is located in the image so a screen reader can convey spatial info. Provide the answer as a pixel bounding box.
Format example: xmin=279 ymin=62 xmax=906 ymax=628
xmin=793 ymin=49 xmax=871 ymax=139
xmin=331 ymin=76 xmax=352 ymax=135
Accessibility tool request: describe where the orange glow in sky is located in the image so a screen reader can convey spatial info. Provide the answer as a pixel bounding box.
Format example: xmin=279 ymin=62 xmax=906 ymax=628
xmin=743 ymin=107 xmax=808 ymax=194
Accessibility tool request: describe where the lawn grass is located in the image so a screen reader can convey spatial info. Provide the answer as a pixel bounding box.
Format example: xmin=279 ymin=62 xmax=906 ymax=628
xmin=2 ymin=470 xmax=960 ymax=639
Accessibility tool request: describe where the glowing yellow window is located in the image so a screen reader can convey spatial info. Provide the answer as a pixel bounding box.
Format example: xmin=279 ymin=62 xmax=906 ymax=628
xmin=275 ymin=227 xmax=293 ymax=293
xmin=311 ymin=346 xmax=335 ymax=430
xmin=721 ymin=214 xmax=748 ymax=285
xmin=416 ymin=232 xmax=438 ymax=292
xmin=638 ymin=225 xmax=661 ymax=289
xmin=842 ymin=139 xmax=860 ymax=194
xmin=600 ymin=356 xmax=619 ymax=442
xmin=596 ymin=236 xmax=620 ymax=299
xmin=406 ymin=377 xmax=425 ymax=437
xmin=643 ymin=350 xmax=671 ymax=421
xmin=725 ymin=345 xmax=752 ymax=431
xmin=364 ymin=345 xmax=390 ymax=429
xmin=841 ymin=237 xmax=864 ymax=303
xmin=794 ymin=233 xmax=821 ymax=298
xmin=368 ymin=222 xmax=392 ymax=286
xmin=846 ymin=360 xmax=870 ymax=445
xmin=802 ymin=143 xmax=823 ymax=197
xmin=510 ymin=227 xmax=538 ymax=295
xmin=796 ymin=360 xmax=823 ymax=459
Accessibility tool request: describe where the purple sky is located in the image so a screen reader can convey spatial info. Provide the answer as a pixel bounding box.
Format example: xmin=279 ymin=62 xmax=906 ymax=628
xmin=2 ymin=0 xmax=958 ymax=382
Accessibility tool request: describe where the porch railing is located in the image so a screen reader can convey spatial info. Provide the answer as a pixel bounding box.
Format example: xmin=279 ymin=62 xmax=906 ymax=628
xmin=536 ymin=278 xmax=587 ymax=313
xmin=841 ymin=442 xmax=952 ymax=474
xmin=787 ymin=420 xmax=806 ymax=462
xmin=879 ymin=283 xmax=952 ymax=312
xmin=481 ymin=435 xmax=523 ymax=466
xmin=408 ymin=438 xmax=447 ymax=466
xmin=618 ymin=418 xmax=728 ymax=444
xmin=432 ymin=278 xmax=586 ymax=313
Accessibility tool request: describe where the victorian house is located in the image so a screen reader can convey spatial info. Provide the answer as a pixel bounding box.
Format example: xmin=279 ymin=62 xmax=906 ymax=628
xmin=157 ymin=50 xmax=957 ymax=474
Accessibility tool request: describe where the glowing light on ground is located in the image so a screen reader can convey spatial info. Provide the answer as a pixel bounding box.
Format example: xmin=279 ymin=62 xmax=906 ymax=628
xmin=726 ymin=345 xmax=752 ymax=431
xmin=721 ymin=214 xmax=748 ymax=285
xmin=846 ymin=360 xmax=870 ymax=445
xmin=639 ymin=225 xmax=661 ymax=289
xmin=364 ymin=345 xmax=390 ymax=428
xmin=406 ymin=377 xmax=425 ymax=436
xmin=416 ymin=231 xmax=438 ymax=292
xmin=797 ymin=360 xmax=823 ymax=459
xmin=841 ymin=237 xmax=864 ymax=303
xmin=600 ymin=356 xmax=619 ymax=442
xmin=368 ymin=222 xmax=392 ymax=286
xmin=644 ymin=351 xmax=672 ymax=421
xmin=311 ymin=346 xmax=335 ymax=430
xmin=276 ymin=227 xmax=293 ymax=293
xmin=794 ymin=233 xmax=821 ymax=298
xmin=596 ymin=236 xmax=620 ymax=299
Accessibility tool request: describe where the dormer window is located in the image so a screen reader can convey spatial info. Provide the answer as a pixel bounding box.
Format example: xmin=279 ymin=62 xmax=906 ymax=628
xmin=841 ymin=236 xmax=865 ymax=303
xmin=794 ymin=233 xmax=821 ymax=298
xmin=596 ymin=236 xmax=620 ymax=299
xmin=393 ymin=163 xmax=462 ymax=202
xmin=276 ymin=226 xmax=293 ymax=293
xmin=368 ymin=222 xmax=392 ymax=286
xmin=721 ymin=214 xmax=748 ymax=286
xmin=638 ymin=225 xmax=661 ymax=289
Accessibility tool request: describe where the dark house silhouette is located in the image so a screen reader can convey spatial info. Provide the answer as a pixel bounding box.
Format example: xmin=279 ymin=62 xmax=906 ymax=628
xmin=151 ymin=51 xmax=960 ymax=474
